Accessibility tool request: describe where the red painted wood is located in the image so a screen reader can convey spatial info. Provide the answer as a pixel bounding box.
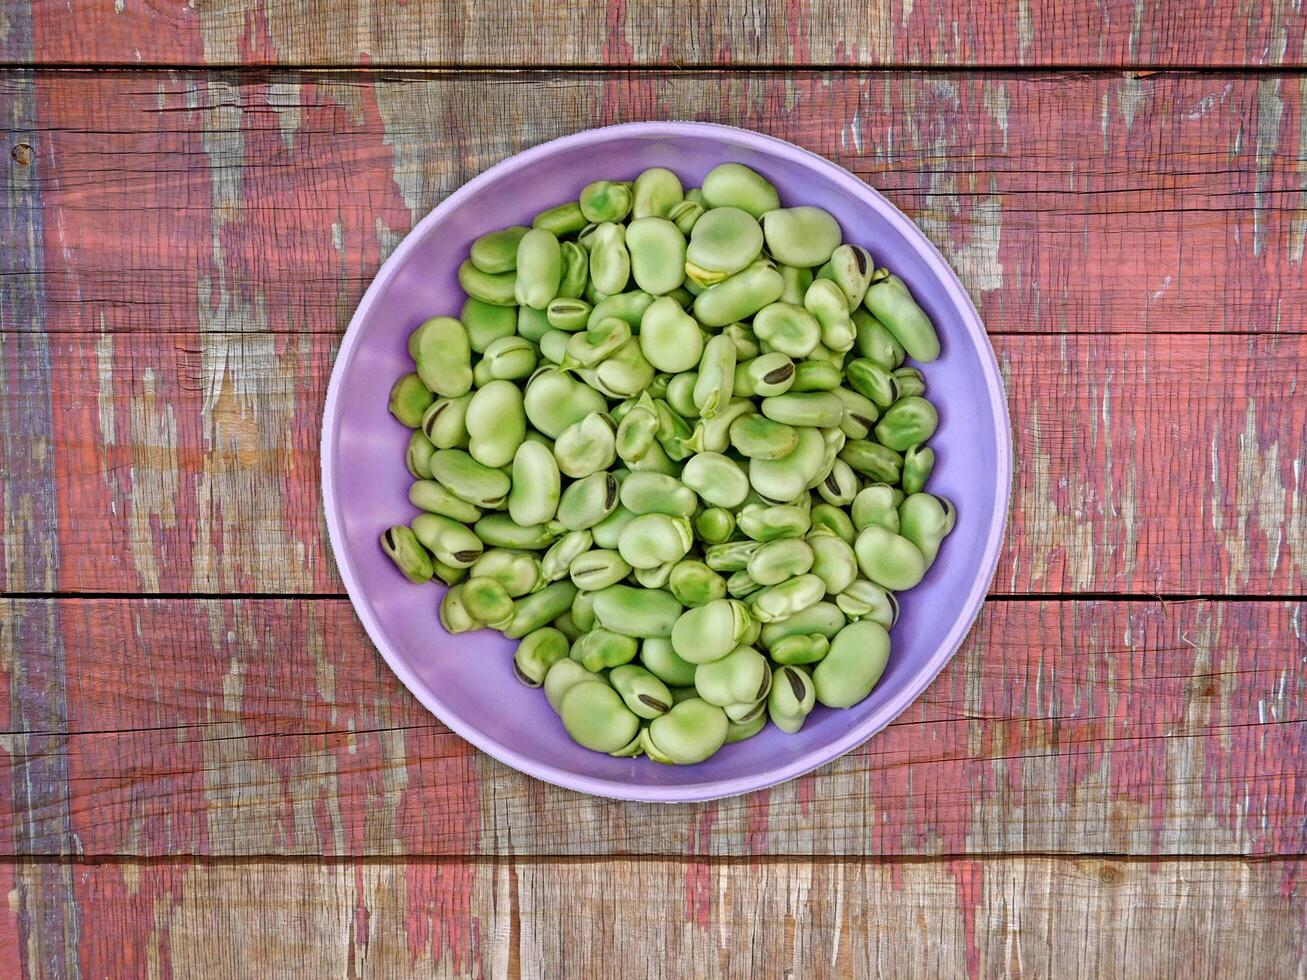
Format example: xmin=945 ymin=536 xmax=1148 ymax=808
xmin=0 ymin=598 xmax=1300 ymax=857
xmin=21 ymin=0 xmax=1307 ymax=68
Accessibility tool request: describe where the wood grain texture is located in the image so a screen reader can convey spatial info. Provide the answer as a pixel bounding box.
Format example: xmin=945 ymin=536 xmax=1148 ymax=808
xmin=17 ymin=0 xmax=1307 ymax=68
xmin=2 ymin=597 xmax=1302 ymax=858
xmin=1 ymin=331 xmax=1299 ymax=596
xmin=3 ymin=856 xmax=1305 ymax=978
xmin=12 ymin=71 xmax=1307 ymax=340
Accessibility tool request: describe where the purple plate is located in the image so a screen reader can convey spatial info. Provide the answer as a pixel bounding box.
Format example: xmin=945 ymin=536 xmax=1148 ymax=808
xmin=322 ymin=122 xmax=1011 ymax=802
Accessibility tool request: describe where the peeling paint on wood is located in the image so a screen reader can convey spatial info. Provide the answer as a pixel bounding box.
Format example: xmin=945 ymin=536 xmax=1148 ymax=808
xmin=19 ymin=0 xmax=1307 ymax=68
xmin=0 ymin=598 xmax=1301 ymax=858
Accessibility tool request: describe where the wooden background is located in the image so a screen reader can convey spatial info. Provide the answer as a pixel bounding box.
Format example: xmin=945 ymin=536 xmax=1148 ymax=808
xmin=2 ymin=1 xmax=1305 ymax=976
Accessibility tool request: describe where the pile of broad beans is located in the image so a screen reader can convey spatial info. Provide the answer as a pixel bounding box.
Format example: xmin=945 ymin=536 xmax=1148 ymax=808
xmin=382 ymin=162 xmax=953 ymax=764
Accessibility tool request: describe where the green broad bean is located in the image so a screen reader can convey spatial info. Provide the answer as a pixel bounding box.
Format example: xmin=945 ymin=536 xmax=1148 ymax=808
xmin=570 ymin=627 xmax=639 ymax=672
xmin=704 ymin=540 xmax=761 ymax=572
xmin=737 ymin=503 xmax=810 ymax=541
xmin=747 ymin=538 xmax=814 ymax=585
xmin=819 ymin=244 xmax=873 ymax=308
xmin=472 ymin=514 xmax=560 ymax=550
xmin=439 ymin=583 xmax=482 ymax=633
xmin=760 ymin=391 xmax=845 ymax=428
xmin=682 ymin=452 xmax=750 ymax=508
xmin=694 ymin=645 xmax=771 ymax=707
xmin=461 ymin=576 xmax=515 ymax=629
xmin=538 ymin=328 xmax=570 ymax=364
xmin=389 ymin=372 xmax=434 ymax=427
xmin=517 ymin=303 xmax=552 ymax=342
xmin=556 ymin=471 xmax=619 ymax=531
xmin=809 ymin=503 xmax=855 ymax=543
xmin=874 ymin=395 xmax=939 ymax=451
xmin=617 ymin=513 xmax=693 ymax=569
xmin=639 ymin=296 xmax=704 ymax=372
xmin=893 ymin=366 xmax=926 ymax=399
xmin=761 ymin=206 xmax=841 ymax=268
xmin=778 ymin=263 xmax=814 ymax=306
xmin=560 ymin=681 xmax=640 ymax=753
xmin=632 ymin=167 xmax=684 ymax=219
xmin=693 ymin=262 xmax=785 ymax=328
xmin=461 ymin=297 xmax=518 ymax=352
xmin=610 ymin=664 xmax=673 ymax=718
xmin=543 ymin=658 xmax=603 ymax=713
xmin=565 ymin=316 xmax=631 ymax=369
xmin=626 ymin=217 xmax=686 ymax=295
xmin=588 ymin=222 xmax=630 ymax=295
xmin=642 ymin=698 xmax=729 ymax=765
xmin=626 ymin=437 xmax=677 ymax=476
xmin=734 ymin=352 xmax=795 ymax=399
xmin=722 ymin=322 xmax=761 ymax=361
xmin=640 ymin=637 xmax=699 ymax=687
xmin=901 ymin=444 xmax=934 ymax=495
xmin=804 ymin=278 xmax=857 ymax=352
xmin=749 ymin=427 xmax=825 ymax=501
xmin=816 ymin=459 xmax=859 ymax=506
xmin=588 ymin=289 xmax=655 ymax=330
xmin=524 ymin=368 xmax=608 ymax=438
xmin=504 ymin=581 xmax=579 ymax=639
xmin=839 ymin=440 xmax=903 ymax=485
xmin=854 ymin=524 xmax=927 ymax=591
xmin=726 ymin=569 xmax=762 ymax=598
xmin=789 ymin=359 xmax=843 ymax=393
xmin=668 ymin=560 xmax=728 ymax=607
xmin=591 ymin=504 xmax=636 ymax=549
xmin=687 ymin=399 xmax=752 ymax=455
xmin=458 ymin=259 xmax=517 ymax=307
xmin=470 ymin=548 xmax=543 ymax=597
xmin=410 ymin=480 xmax=484 ymax=523
xmin=725 ymin=712 xmax=767 ymax=743
xmin=590 ymin=338 xmax=655 ymax=397
xmin=729 ymin=414 xmax=798 ymax=460
xmin=432 ymin=561 xmax=468 ymax=587
xmin=579 ymin=179 xmax=633 ymax=223
xmin=665 ymin=371 xmax=700 ymax=418
xmin=553 ymin=412 xmax=617 ymax=478
xmin=694 ymin=507 xmax=736 ymax=545
xmin=546 ymin=297 xmax=591 ymax=331
xmin=701 ymin=163 xmax=780 ymax=218
xmin=850 ymin=484 xmax=900 ymax=532
xmin=380 ymin=525 xmax=433 ymax=583
xmin=406 ymin=430 xmax=435 ymax=479
xmin=813 ymin=620 xmax=891 ymax=708
xmin=540 ymin=530 xmax=593 ymax=582
xmin=634 ymin=560 xmax=675 ymax=589
xmin=571 ymin=589 xmax=597 ymax=631
xmin=569 ymin=549 xmax=633 ymax=591
xmin=833 ymin=387 xmax=878 ymax=440
xmin=671 ymin=598 xmax=754 ymax=664
xmin=558 ymin=241 xmax=589 ymax=299
xmin=592 ymin=585 xmax=684 ymax=638
xmin=615 ymin=402 xmax=659 ymax=463
xmin=768 ymin=632 xmax=830 ymax=666
xmin=620 ymin=471 xmax=698 ymax=517
xmin=862 ymin=270 xmax=940 ymax=362
xmin=508 ymin=441 xmax=561 ymax=526
xmin=692 ymin=334 xmax=738 ymax=418
xmin=412 ymin=513 xmax=483 ymax=568
xmin=513 ymin=627 xmax=570 ymax=686
xmin=464 ymin=380 xmax=525 ymax=468
xmin=898 ymin=492 xmax=955 ymax=566
xmin=470 ymin=225 xmax=527 ymax=274
xmin=685 ymin=206 xmax=763 ymax=285
xmin=758 ymin=601 xmax=847 ymax=650
xmin=807 ymin=426 xmax=846 ymax=491
xmin=667 ymin=199 xmax=703 ymax=235
xmin=768 ymin=664 xmax=816 ymax=733
xmin=752 ymin=302 xmax=821 ymax=358
xmin=749 ymin=573 xmax=826 ymax=623
xmin=845 ymin=358 xmax=901 ymax=408
xmin=552 ymin=611 xmax=582 ymax=642
xmin=514 ymin=228 xmax=562 ymax=309
xmin=479 ymin=336 xmax=537 ymax=382
xmin=532 ymin=201 xmax=588 ymax=237
xmin=835 ymin=578 xmax=899 ymax=628
xmin=807 ymin=531 xmax=858 ymax=594
xmin=852 ymin=308 xmax=905 ymax=370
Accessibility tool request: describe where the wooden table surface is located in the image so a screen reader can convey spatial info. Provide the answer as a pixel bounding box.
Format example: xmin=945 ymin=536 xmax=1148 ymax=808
xmin=2 ymin=2 xmax=1305 ymax=976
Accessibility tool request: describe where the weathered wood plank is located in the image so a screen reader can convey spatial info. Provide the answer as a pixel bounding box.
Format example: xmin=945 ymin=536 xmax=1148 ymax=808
xmin=4 ymin=856 xmax=1304 ymax=978
xmin=2 ymin=331 xmax=1299 ymax=596
xmin=2 ymin=598 xmax=1302 ymax=858
xmin=19 ymin=0 xmax=1307 ymax=68
xmin=11 ymin=71 xmax=1306 ymax=338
